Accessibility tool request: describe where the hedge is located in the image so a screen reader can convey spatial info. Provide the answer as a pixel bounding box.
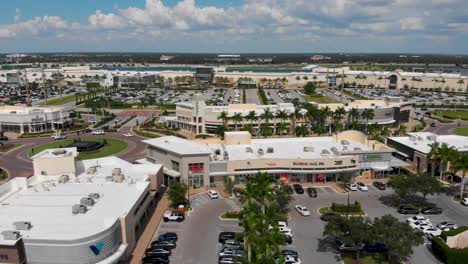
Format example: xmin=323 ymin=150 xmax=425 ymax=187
xmin=331 ymin=201 xmax=362 ymax=213
xmin=432 ymin=235 xmax=468 ymax=264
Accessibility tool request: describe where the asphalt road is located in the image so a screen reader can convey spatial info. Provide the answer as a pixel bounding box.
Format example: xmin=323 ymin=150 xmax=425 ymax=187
xmin=0 ymin=124 xmax=148 ymax=178
xmin=151 ymin=186 xmax=468 ymax=264
xmin=422 ymin=119 xmax=468 ymax=135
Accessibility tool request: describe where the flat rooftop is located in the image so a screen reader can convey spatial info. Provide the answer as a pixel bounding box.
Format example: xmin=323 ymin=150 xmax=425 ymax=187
xmin=0 ymin=105 xmax=65 ymax=114
xmin=30 ymin=147 xmax=78 ymax=159
xmin=388 ymin=132 xmax=468 ymax=154
xmin=144 ymin=136 xmax=213 ymax=156
xmin=209 ymin=136 xmax=376 ymax=161
xmin=0 ymin=156 xmax=159 ymax=243
xmin=312 ymin=99 xmax=404 ymax=111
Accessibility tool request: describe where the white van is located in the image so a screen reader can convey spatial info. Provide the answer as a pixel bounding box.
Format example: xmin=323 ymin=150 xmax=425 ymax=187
xmin=208 ymin=190 xmax=219 ymax=199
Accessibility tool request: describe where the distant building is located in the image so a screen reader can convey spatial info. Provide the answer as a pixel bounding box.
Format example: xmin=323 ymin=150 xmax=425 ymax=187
xmin=160 ymin=55 xmax=175 ymax=62
xmin=194 ymin=67 xmax=214 ymax=83
xmin=0 ymin=147 xmax=164 ymax=264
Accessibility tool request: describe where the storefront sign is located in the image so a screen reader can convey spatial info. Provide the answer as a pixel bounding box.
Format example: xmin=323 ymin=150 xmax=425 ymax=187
xmin=31 ymin=116 xmax=44 ymax=122
xmin=0 ymin=254 xmax=9 ymax=260
xmin=292 ymin=161 xmax=325 ymax=166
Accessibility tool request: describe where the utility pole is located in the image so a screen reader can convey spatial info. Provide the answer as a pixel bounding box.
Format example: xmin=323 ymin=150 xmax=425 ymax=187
xmin=42 ymin=68 xmax=47 ymax=103
xmin=24 ymin=69 xmax=30 ymax=105
xmin=57 ymin=68 xmax=62 ymax=98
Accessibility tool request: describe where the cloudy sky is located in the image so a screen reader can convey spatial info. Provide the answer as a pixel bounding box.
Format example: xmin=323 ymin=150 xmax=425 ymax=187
xmin=1 ymin=0 xmax=468 ymax=54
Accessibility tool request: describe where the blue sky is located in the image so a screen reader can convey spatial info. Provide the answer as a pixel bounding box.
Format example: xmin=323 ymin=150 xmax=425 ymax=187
xmin=0 ymin=0 xmax=467 ymax=54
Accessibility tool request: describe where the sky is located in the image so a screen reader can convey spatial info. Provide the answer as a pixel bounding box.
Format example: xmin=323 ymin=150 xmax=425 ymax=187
xmin=1 ymin=0 xmax=468 ymax=54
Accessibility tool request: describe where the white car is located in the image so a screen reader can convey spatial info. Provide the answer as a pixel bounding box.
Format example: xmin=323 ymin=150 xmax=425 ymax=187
xmin=123 ymin=132 xmax=133 ymax=137
xmin=410 ymin=220 xmax=432 ymax=229
xmin=437 ymin=222 xmax=458 ymax=231
xmin=295 ymin=205 xmax=310 ymax=216
xmin=279 ymin=228 xmax=293 ymax=237
xmin=92 ymin=130 xmax=105 ymax=135
xmin=208 ymin=190 xmax=219 ymax=199
xmin=461 ymin=198 xmax=468 ymax=206
xmin=278 ymin=221 xmax=288 ymax=228
xmin=283 ymin=255 xmax=301 ymax=264
xmin=423 ymin=227 xmax=442 ymax=237
xmin=356 ymin=182 xmax=368 ymax=192
xmin=407 ymin=216 xmax=430 ymax=224
xmin=51 ymin=134 xmax=66 ymax=140
xmin=346 ymin=183 xmax=358 ymax=191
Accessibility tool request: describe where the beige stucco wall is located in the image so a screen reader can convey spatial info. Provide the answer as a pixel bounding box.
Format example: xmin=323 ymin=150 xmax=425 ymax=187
xmin=446 ymin=230 xmax=468 ymax=249
xmin=32 ymin=157 xmax=76 ymax=176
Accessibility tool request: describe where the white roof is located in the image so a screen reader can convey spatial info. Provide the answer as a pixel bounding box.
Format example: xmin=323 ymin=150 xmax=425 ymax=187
xmin=31 ymin=147 xmax=78 ymax=159
xmin=388 ymin=132 xmax=468 ymax=154
xmin=209 ymin=136 xmax=374 ymax=161
xmin=0 ymin=156 xmax=160 ymax=243
xmin=144 ymin=136 xmax=212 ymax=155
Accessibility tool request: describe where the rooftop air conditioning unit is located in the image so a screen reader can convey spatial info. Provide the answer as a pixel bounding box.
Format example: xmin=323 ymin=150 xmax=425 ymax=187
xmin=80 ymin=197 xmax=95 ymax=207
xmin=331 ymin=147 xmax=339 ymax=154
xmin=87 ymin=167 xmax=97 ymax=174
xmin=58 ymin=175 xmax=70 ymax=184
xmin=267 ymin=147 xmax=274 ymax=153
xmin=1 ymin=231 xmax=20 ymax=240
xmin=13 ymin=221 xmax=32 ymax=230
xmin=258 ymin=148 xmax=264 ymax=155
xmin=72 ymin=204 xmax=87 ymax=214
xmin=246 ymin=147 xmax=253 ymax=153
xmin=341 ymin=140 xmax=350 ymax=145
xmin=354 ymin=147 xmax=361 ymax=151
xmin=321 ymin=149 xmax=330 ymax=155
xmin=88 ymin=193 xmax=100 ymax=200
xmin=113 ymin=174 xmax=125 ymax=183
xmin=112 ymin=168 xmax=122 ymax=176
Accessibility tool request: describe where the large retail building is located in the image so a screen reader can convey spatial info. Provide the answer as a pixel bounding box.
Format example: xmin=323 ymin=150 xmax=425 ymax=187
xmin=143 ymin=131 xmax=408 ymax=187
xmin=0 ymin=147 xmax=163 ymax=264
xmin=0 ymin=105 xmax=70 ymax=133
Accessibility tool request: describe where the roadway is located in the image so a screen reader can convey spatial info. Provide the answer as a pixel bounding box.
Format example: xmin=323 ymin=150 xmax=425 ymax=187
xmin=422 ymin=119 xmax=468 ymax=135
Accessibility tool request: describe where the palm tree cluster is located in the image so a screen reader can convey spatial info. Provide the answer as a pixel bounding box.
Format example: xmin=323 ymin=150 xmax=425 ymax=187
xmin=428 ymin=142 xmax=468 ymax=199
xmin=216 ymin=104 xmax=376 ymax=139
xmin=238 ymin=172 xmax=289 ymax=263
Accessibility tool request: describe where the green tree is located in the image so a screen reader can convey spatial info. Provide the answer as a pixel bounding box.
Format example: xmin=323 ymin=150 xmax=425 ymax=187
xmin=454 ymin=153 xmax=468 ymax=199
xmin=323 ymin=216 xmax=373 ymax=260
xmin=273 ymin=184 xmax=294 ymax=214
xmin=360 ymin=109 xmax=375 ymax=134
xmin=303 ymin=82 xmax=317 ymax=95
xmin=416 ymin=173 xmax=441 ymax=199
xmin=232 ymin=113 xmax=243 ymax=131
xmin=168 ymin=181 xmax=188 ymax=208
xmin=224 ymin=177 xmax=235 ymax=197
xmin=218 ymin=111 xmax=230 ymax=128
xmin=388 ymin=174 xmax=418 ymax=200
xmin=373 ymin=215 xmax=424 ymax=263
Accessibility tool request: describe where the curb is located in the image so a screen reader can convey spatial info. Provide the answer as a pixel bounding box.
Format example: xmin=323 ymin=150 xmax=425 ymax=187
xmin=316 ymin=207 xmax=368 ymax=217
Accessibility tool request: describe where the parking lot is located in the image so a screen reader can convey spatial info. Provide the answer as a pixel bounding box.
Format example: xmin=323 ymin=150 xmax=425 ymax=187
xmin=148 ymin=184 xmax=468 ymax=264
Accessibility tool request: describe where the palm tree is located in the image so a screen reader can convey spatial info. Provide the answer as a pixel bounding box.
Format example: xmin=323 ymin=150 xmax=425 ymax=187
xmin=428 ymin=142 xmax=441 ymax=177
xmin=275 ymin=109 xmax=288 ymax=135
xmin=245 ymin=110 xmax=258 ymax=132
xmin=232 ymin=113 xmax=243 ymax=131
xmin=361 ymin=109 xmax=375 ymax=134
xmin=457 ymin=79 xmax=465 ymax=91
xmin=454 ymin=154 xmax=468 ymax=199
xmin=333 ymin=107 xmax=346 ymax=132
xmin=394 ymin=124 xmax=407 ymax=136
xmin=260 ymin=108 xmax=274 ymax=137
xmin=277 ymin=122 xmax=289 ymax=136
xmin=439 ymin=143 xmax=457 ymax=181
xmin=289 ymin=108 xmax=303 ymax=135
xmin=218 ymin=111 xmax=230 ymax=129
xmin=348 ymin=108 xmax=360 ymax=125
xmin=321 ymin=106 xmax=333 ymax=134
xmin=295 ymin=76 xmax=300 ymax=87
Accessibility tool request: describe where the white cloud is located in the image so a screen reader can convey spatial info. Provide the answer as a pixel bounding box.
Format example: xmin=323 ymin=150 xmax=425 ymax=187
xmin=88 ymin=10 xmax=127 ymax=29
xmin=14 ymin=8 xmax=21 ymax=23
xmin=400 ymin=17 xmax=425 ymax=31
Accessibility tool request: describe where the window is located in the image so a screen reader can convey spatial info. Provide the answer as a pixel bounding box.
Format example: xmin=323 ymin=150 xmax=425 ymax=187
xmin=171 ymin=160 xmax=180 ymax=172
xmin=189 ymin=163 xmax=204 ymax=172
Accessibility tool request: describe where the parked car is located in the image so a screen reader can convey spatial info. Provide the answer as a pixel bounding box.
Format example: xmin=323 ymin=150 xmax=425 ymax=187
xmin=345 ymin=183 xmax=358 ymax=191
xmin=421 ymin=207 xmax=443 ymax=215
xmin=281 ymin=249 xmax=299 ymax=258
xmin=219 ymin=232 xmax=236 ymax=243
xmin=284 ymin=235 xmax=293 ymax=244
xmin=0 ymin=135 xmax=8 ymax=141
xmin=223 ymin=239 xmax=243 ymax=248
xmin=461 ymin=198 xmax=468 ymax=206
xmin=219 ymin=256 xmax=241 ymax=264
xmin=373 ymin=181 xmax=386 ymax=190
xmin=142 ymin=256 xmax=169 ymax=264
xmin=145 ymin=248 xmax=171 ymax=256
xmin=307 ymin=187 xmax=317 ymax=198
xmin=283 ymin=255 xmax=301 ymax=264
xmin=295 ymin=205 xmax=310 ymax=216
xmin=335 ymin=239 xmax=363 ymax=252
xmin=407 ymin=216 xmax=430 ymax=224
xmin=430 ymin=122 xmax=436 ymax=127
xmin=363 ymin=242 xmax=388 ymax=253
xmin=356 ymin=182 xmax=368 ymax=192
xmin=163 ymin=211 xmax=185 ymax=222
xmin=409 ymin=220 xmax=432 ymax=229
xmin=423 ymin=227 xmax=442 ymax=237
xmin=398 ymin=206 xmax=419 ymax=214
xmin=150 ymin=240 xmax=176 ymax=249
xmin=437 ymin=222 xmax=458 ymax=230
xmin=208 ymin=190 xmax=219 ymax=199
xmin=293 ymin=184 xmax=304 ymax=194
xmin=158 ymin=232 xmax=178 ymax=242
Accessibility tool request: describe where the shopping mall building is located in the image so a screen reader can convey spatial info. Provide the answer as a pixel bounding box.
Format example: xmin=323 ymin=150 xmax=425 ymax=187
xmin=0 ymin=105 xmax=70 ymax=133
xmin=0 ymin=148 xmax=163 ymax=264
xmin=143 ymin=131 xmax=408 ymax=187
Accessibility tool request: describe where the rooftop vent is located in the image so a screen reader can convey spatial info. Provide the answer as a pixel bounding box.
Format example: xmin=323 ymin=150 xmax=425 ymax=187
xmin=1 ymin=231 xmax=20 ymax=240
xmin=321 ymin=149 xmax=330 ymax=155
xmin=246 ymin=147 xmax=253 ymax=153
xmin=267 ymin=147 xmax=274 ymax=153
xmin=80 ymin=197 xmax=95 ymax=207
xmin=258 ymin=148 xmax=264 ymax=155
xmin=354 ymin=147 xmax=362 ymax=151
xmin=52 ymin=150 xmax=67 ymax=156
xmin=13 ymin=221 xmax=32 ymax=231
xmin=88 ymin=193 xmax=100 ymax=200
xmin=303 ymin=146 xmax=314 ymax=152
xmin=87 ymin=166 xmax=97 ymax=174
xmin=215 ymin=149 xmax=221 ymax=155
xmin=72 ymin=204 xmax=87 ymax=214
xmin=331 ymin=147 xmax=339 ymax=154
xmin=341 ymin=140 xmax=350 ymax=145
xmin=112 ymin=168 xmax=122 ymax=176
xmin=113 ymin=174 xmax=125 ymax=183
xmin=58 ymin=175 xmax=69 ymax=184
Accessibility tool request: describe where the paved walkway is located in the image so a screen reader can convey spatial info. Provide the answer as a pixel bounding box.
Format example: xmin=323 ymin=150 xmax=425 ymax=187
xmin=129 ymin=193 xmax=169 ymax=264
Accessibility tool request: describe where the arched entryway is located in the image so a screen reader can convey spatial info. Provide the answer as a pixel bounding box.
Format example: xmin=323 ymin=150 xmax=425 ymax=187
xmin=388 ymin=74 xmax=398 ymax=89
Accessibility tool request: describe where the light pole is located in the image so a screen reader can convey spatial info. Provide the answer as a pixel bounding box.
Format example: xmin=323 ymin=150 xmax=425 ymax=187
xmin=187 ymin=171 xmax=192 ymax=209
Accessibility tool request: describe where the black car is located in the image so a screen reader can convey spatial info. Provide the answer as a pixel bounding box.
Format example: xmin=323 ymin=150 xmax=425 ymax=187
xmin=151 ymin=241 xmax=176 ymax=249
xmin=145 ymin=248 xmax=171 ymax=256
xmin=421 ymin=207 xmax=443 ymax=215
xmin=284 ymin=235 xmax=292 ymax=244
xmin=293 ymin=184 xmax=304 ymax=194
xmin=307 ymin=187 xmax=317 ymax=198
xmin=363 ymin=242 xmax=388 ymax=253
xmin=373 ymin=181 xmax=386 ymax=190
xmin=431 ymin=122 xmax=436 ymax=127
xmin=320 ymin=212 xmax=339 ymax=221
xmin=219 ymin=232 xmax=236 ymax=243
xmin=281 ymin=249 xmax=299 ymax=258
xmin=142 ymin=255 xmax=169 ymax=264
xmin=158 ymin=232 xmax=178 ymax=242
xmin=398 ymin=206 xmax=419 ymax=215
xmin=0 ymin=136 xmax=8 ymax=141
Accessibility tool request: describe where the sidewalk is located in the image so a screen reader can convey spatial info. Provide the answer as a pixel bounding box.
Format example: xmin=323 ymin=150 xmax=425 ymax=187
xmin=129 ymin=193 xmax=169 ymax=264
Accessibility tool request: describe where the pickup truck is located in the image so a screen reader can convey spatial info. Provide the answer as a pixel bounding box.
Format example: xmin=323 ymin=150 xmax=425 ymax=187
xmin=163 ymin=211 xmax=185 ymax=222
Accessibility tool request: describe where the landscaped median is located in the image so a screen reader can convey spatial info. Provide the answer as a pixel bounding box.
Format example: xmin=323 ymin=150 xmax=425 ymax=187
xmin=28 ymin=137 xmax=128 ymax=160
xmin=454 ymin=127 xmax=468 ymax=136
xmin=220 ymin=211 xmax=240 ymax=220
xmin=0 ymin=143 xmax=21 ymax=153
xmin=319 ymin=201 xmax=366 ymax=216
